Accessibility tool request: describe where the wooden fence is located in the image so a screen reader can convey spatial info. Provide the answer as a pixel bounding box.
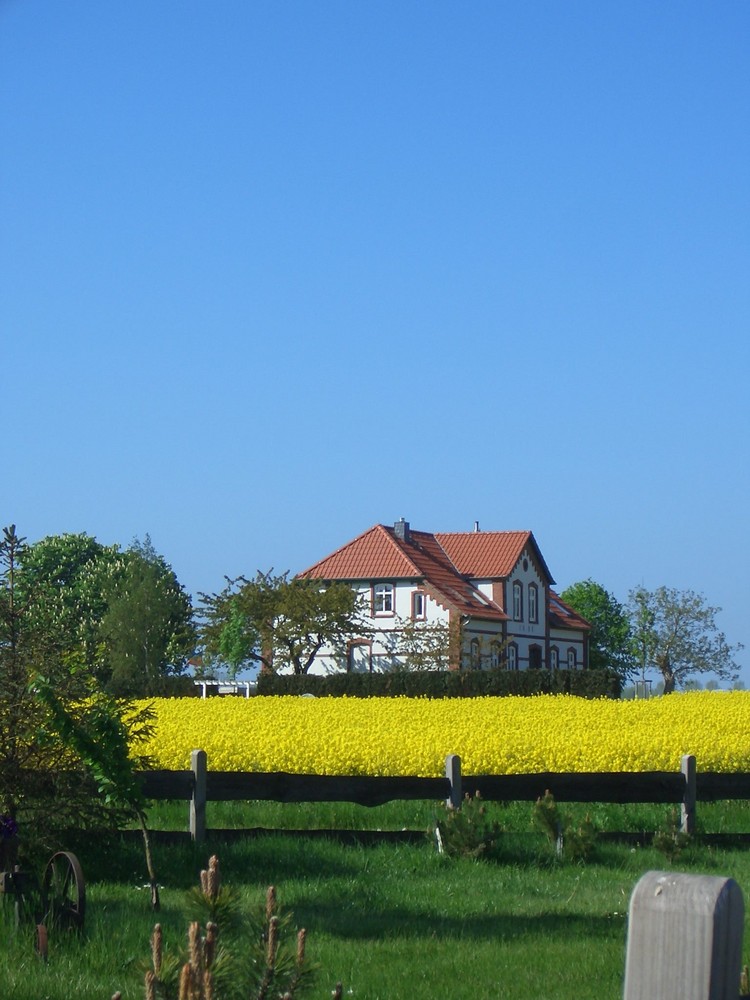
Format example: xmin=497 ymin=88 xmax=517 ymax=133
xmin=135 ymin=751 xmax=750 ymax=843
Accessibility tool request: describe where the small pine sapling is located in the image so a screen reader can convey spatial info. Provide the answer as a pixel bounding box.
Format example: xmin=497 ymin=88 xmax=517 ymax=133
xmin=131 ymin=857 xmax=322 ymax=1000
xmin=652 ymin=809 xmax=692 ymax=863
xmin=433 ymin=791 xmax=503 ymax=858
xmin=532 ymin=791 xmax=597 ymax=863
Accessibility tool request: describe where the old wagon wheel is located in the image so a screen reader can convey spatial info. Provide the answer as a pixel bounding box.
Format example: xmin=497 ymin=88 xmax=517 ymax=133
xmin=41 ymin=851 xmax=86 ymax=931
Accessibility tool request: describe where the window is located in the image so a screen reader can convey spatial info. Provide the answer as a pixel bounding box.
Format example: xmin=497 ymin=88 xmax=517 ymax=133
xmin=512 ymin=581 xmax=523 ymax=621
xmin=567 ymin=647 xmax=577 ymax=669
xmin=550 ymin=646 xmax=559 ymax=670
xmin=470 ymin=638 xmax=481 ymax=670
xmin=490 ymin=641 xmax=502 ymax=669
xmin=411 ymin=590 xmax=426 ymax=620
xmin=506 ymin=644 xmax=518 ymax=671
xmin=372 ymin=583 xmax=394 ymax=616
xmin=528 ymin=584 xmax=538 ymax=624
xmin=528 ymin=644 xmax=542 ymax=669
xmin=347 ymin=642 xmax=371 ymax=673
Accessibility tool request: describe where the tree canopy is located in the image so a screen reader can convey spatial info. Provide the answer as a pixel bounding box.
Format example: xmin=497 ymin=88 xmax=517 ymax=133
xmin=560 ymin=579 xmax=636 ymax=679
xmin=17 ymin=531 xmax=120 ymax=672
xmin=200 ymin=571 xmax=365 ymax=676
xmin=628 ymin=585 xmax=743 ymax=694
xmin=98 ymin=536 xmax=196 ymax=696
xmin=0 ymin=526 xmax=132 ymax=853
xmin=15 ymin=531 xmax=195 ymax=695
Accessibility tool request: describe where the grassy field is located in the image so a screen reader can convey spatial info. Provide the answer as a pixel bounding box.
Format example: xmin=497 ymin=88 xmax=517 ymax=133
xmin=2 ymin=801 xmax=750 ymax=1000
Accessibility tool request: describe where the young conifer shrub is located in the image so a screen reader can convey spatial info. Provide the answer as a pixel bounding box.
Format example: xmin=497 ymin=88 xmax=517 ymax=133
xmin=433 ymin=791 xmax=503 ymax=858
xmin=125 ymin=856 xmax=328 ymax=1000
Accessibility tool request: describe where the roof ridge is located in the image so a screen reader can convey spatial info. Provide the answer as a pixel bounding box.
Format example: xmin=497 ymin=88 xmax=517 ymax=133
xmin=435 ymin=529 xmax=531 ymax=537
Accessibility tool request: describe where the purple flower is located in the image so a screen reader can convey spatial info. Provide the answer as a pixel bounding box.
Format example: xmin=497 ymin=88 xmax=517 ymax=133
xmin=0 ymin=815 xmax=18 ymax=840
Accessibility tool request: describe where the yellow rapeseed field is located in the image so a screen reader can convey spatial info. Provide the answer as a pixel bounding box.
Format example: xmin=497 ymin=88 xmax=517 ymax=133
xmin=134 ymin=691 xmax=750 ymax=776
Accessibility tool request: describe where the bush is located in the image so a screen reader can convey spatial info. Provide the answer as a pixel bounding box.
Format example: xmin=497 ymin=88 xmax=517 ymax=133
xmin=256 ymin=668 xmax=621 ymax=699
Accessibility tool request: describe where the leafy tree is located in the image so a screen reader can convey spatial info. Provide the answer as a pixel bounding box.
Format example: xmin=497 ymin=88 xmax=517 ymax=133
xmin=628 ymin=585 xmax=743 ymax=694
xmin=380 ymin=617 xmax=459 ymax=671
xmin=98 ymin=536 xmax=196 ymax=696
xmin=561 ymin=579 xmax=636 ymax=679
xmin=16 ymin=531 xmax=195 ymax=696
xmin=17 ymin=531 xmax=120 ymax=672
xmin=200 ymin=571 xmax=365 ymax=676
xmin=32 ymin=675 xmax=162 ymax=909
xmin=0 ymin=526 xmax=134 ymax=859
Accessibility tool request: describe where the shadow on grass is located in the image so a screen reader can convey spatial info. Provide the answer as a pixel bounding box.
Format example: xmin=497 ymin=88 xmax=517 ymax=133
xmin=77 ymin=830 xmax=370 ymax=889
xmin=291 ymin=895 xmax=624 ymax=944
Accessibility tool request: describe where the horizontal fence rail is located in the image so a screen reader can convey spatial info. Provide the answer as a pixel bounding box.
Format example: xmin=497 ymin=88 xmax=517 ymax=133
xmin=127 ymin=751 xmax=750 ymax=843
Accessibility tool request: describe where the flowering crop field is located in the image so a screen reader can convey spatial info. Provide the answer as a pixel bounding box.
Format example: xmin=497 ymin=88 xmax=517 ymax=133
xmin=134 ymin=691 xmax=750 ymax=776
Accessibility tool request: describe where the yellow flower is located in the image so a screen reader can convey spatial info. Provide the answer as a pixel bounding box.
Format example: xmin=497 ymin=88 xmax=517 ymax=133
xmin=133 ymin=691 xmax=750 ymax=776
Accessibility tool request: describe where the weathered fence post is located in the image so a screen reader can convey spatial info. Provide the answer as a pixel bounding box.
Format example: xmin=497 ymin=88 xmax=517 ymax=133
xmin=624 ymin=870 xmax=744 ymax=1000
xmin=190 ymin=749 xmax=207 ymax=843
xmin=445 ymin=754 xmax=462 ymax=810
xmin=681 ymin=753 xmax=697 ymax=835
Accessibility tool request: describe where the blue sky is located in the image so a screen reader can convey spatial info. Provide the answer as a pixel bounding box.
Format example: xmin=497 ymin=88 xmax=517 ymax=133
xmin=2 ymin=2 xmax=748 ymax=683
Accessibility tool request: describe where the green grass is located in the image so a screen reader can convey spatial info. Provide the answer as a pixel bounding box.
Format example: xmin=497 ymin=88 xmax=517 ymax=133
xmin=2 ymin=802 xmax=750 ymax=1000
xmin=142 ymin=795 xmax=750 ymax=836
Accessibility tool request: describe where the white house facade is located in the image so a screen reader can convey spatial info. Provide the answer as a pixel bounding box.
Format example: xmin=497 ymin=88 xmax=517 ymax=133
xmin=297 ymin=520 xmax=589 ymax=675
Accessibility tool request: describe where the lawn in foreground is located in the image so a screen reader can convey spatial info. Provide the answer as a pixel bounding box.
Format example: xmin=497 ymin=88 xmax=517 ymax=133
xmin=2 ymin=825 xmax=750 ymax=1000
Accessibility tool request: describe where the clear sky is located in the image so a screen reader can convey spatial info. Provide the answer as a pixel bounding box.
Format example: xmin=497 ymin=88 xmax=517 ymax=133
xmin=2 ymin=2 xmax=748 ymax=683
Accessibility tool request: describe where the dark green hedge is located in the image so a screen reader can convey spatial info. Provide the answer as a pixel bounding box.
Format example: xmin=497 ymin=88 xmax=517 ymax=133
xmin=256 ymin=668 xmax=621 ymax=699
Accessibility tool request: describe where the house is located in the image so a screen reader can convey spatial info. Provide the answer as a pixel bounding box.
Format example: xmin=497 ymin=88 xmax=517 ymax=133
xmin=298 ymin=519 xmax=590 ymax=674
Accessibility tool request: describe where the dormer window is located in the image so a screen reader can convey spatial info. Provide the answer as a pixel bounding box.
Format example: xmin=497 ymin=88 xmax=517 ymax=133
xmin=372 ymin=583 xmax=394 ymax=616
xmin=512 ymin=581 xmax=523 ymax=621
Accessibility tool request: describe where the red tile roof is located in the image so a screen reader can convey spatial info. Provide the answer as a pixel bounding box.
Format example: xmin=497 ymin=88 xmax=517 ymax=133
xmin=301 ymin=524 xmax=588 ymax=636
xmin=300 ymin=522 xmax=585 ymax=626
xmin=299 ymin=523 xmax=507 ymax=620
xmin=435 ymin=530 xmax=554 ymax=582
xmin=548 ymin=591 xmax=591 ymax=631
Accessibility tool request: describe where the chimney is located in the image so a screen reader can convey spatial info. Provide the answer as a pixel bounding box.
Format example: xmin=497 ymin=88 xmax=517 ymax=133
xmin=474 ymin=521 xmax=480 ymax=532
xmin=394 ymin=518 xmax=410 ymax=543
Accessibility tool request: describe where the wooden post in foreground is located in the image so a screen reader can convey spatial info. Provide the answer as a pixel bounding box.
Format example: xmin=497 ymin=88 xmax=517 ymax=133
xmin=681 ymin=753 xmax=697 ymax=835
xmin=624 ymin=870 xmax=744 ymax=1000
xmin=445 ymin=754 xmax=462 ymax=810
xmin=190 ymin=749 xmax=207 ymax=843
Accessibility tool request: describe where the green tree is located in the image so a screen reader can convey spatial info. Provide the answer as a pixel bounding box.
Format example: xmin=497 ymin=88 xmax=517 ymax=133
xmin=628 ymin=585 xmax=743 ymax=694
xmin=381 ymin=617 xmax=457 ymax=671
xmin=17 ymin=531 xmax=120 ymax=672
xmin=200 ymin=571 xmax=365 ymax=676
xmin=561 ymin=579 xmax=636 ymax=679
xmin=0 ymin=526 xmax=133 ymax=858
xmin=98 ymin=536 xmax=196 ymax=696
xmin=16 ymin=531 xmax=195 ymax=696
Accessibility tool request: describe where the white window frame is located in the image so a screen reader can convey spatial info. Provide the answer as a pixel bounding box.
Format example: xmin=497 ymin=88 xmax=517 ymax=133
xmin=567 ymin=647 xmax=577 ymax=669
xmin=372 ymin=583 xmax=395 ymax=616
xmin=347 ymin=641 xmax=372 ymax=673
xmin=528 ymin=583 xmax=538 ymax=624
xmin=506 ymin=644 xmax=518 ymax=671
xmin=550 ymin=646 xmax=559 ymax=670
xmin=411 ymin=590 xmax=426 ymax=620
xmin=512 ymin=581 xmax=523 ymax=621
